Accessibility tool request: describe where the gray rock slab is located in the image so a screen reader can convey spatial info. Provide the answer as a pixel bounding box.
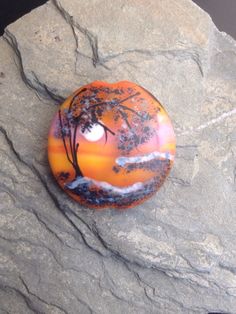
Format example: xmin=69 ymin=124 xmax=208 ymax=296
xmin=0 ymin=0 xmax=236 ymax=313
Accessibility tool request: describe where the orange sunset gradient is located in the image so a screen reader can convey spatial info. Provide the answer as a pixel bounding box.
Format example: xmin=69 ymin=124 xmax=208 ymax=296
xmin=48 ymin=81 xmax=176 ymax=209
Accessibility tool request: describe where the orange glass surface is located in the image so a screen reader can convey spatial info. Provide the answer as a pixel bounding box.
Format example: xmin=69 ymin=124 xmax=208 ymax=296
xmin=48 ymin=81 xmax=176 ymax=209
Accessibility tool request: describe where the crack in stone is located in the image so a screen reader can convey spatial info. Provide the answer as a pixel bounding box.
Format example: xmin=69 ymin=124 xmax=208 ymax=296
xmin=0 ymin=176 xmax=82 ymax=253
xmin=0 ymin=283 xmax=45 ymax=314
xmin=32 ymin=170 xmax=110 ymax=257
xmin=126 ymin=266 xmax=198 ymax=313
xmin=0 ymin=233 xmax=98 ymax=288
xmin=100 ymin=261 xmax=157 ymax=311
xmin=19 ymin=253 xmax=96 ymax=314
xmin=19 ymin=276 xmax=68 ymax=314
xmin=32 ymin=210 xmax=68 ymax=247
xmin=0 ymin=127 xmax=77 ymax=251
xmin=30 ymin=71 xmax=65 ymax=104
xmin=139 ymin=270 xmax=225 ymax=313
xmin=69 ymin=292 xmax=94 ymax=314
xmin=100 ymin=47 xmax=205 ymax=76
xmin=52 ymin=0 xmax=100 ymax=68
xmin=3 ymin=30 xmax=64 ymax=104
xmin=1 ymin=245 xmax=98 ymax=312
xmin=0 ymin=309 xmax=10 ymax=314
xmin=0 ymin=234 xmax=64 ymax=271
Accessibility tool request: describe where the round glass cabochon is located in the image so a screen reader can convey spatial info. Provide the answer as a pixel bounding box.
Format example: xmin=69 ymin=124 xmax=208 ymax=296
xmin=48 ymin=81 xmax=176 ymax=209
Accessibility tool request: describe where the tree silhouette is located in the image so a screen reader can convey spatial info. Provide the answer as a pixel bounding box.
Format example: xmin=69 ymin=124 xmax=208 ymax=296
xmin=56 ymin=85 xmax=157 ymax=180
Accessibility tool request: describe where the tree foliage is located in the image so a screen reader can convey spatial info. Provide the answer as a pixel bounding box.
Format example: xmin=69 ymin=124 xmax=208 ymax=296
xmin=56 ymin=85 xmax=158 ymax=178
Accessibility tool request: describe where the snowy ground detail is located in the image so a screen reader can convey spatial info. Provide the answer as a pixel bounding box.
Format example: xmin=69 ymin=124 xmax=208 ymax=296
xmin=116 ymin=151 xmax=174 ymax=167
xmin=66 ymin=176 xmax=144 ymax=195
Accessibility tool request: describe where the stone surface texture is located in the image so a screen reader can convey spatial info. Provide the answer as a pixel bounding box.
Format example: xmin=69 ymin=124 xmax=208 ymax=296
xmin=0 ymin=0 xmax=236 ymax=313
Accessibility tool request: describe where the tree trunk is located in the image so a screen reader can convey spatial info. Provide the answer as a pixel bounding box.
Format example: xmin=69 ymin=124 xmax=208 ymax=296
xmin=75 ymin=164 xmax=83 ymax=177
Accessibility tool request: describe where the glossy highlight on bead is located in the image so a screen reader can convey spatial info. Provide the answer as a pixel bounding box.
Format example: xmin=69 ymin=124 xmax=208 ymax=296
xmin=48 ymin=81 xmax=176 ymax=209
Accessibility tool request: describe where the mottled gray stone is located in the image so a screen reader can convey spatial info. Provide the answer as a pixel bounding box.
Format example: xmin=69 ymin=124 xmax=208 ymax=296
xmin=0 ymin=0 xmax=236 ymax=313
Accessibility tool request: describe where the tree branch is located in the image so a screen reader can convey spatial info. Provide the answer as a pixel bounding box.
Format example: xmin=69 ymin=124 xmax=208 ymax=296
xmin=119 ymin=104 xmax=143 ymax=119
xmin=96 ymin=121 xmax=115 ymax=135
xmin=63 ymin=111 xmax=76 ymax=167
xmin=73 ymin=122 xmax=79 ymax=167
xmin=75 ymin=143 xmax=80 ymax=171
xmin=68 ymin=88 xmax=87 ymax=113
xmin=58 ymin=110 xmax=74 ymax=167
xmin=117 ymin=92 xmax=140 ymax=105
xmin=118 ymin=109 xmax=131 ymax=129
